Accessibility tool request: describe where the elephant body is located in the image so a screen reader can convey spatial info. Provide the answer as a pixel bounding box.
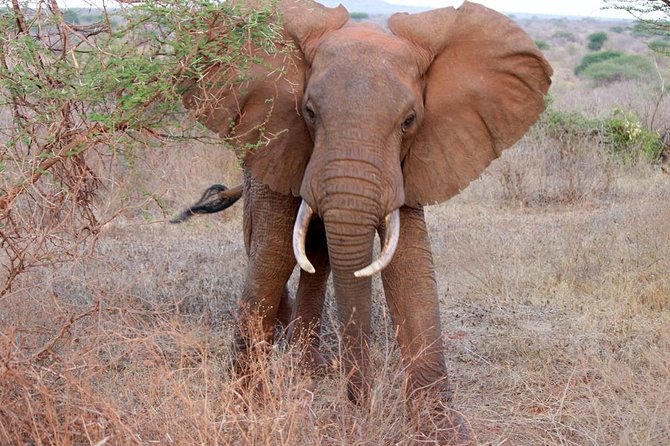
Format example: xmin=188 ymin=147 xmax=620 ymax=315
xmin=180 ymin=1 xmax=552 ymax=443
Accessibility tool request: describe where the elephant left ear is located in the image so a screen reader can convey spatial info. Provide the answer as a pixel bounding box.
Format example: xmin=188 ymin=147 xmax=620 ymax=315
xmin=389 ymin=2 xmax=553 ymax=207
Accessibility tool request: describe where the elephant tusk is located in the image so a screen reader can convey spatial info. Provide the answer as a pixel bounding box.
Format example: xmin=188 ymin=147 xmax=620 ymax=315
xmin=293 ymin=200 xmax=316 ymax=274
xmin=354 ymin=209 xmax=400 ymax=278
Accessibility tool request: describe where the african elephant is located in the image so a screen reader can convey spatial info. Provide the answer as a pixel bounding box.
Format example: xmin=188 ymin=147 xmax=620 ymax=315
xmin=180 ymin=0 xmax=552 ymax=442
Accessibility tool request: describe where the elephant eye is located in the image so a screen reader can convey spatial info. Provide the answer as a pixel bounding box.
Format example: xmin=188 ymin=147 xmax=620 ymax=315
xmin=401 ymin=113 xmax=416 ymax=132
xmin=304 ymin=104 xmax=316 ymax=123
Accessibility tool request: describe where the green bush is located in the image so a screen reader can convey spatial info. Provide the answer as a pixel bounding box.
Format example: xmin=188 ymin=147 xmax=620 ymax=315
xmin=632 ymin=21 xmax=657 ymax=37
xmin=537 ymin=97 xmax=600 ymax=142
xmin=603 ymin=110 xmax=666 ymax=162
xmin=535 ymin=40 xmax=550 ymax=50
xmin=574 ymin=51 xmax=623 ymax=75
xmin=581 ymin=54 xmax=653 ymax=84
xmin=349 ymin=12 xmax=368 ymax=19
xmin=587 ymin=32 xmax=608 ymax=51
xmin=610 ymin=25 xmax=626 ymax=33
xmin=649 ymin=39 xmax=670 ymax=54
xmin=538 ymin=99 xmax=667 ymax=163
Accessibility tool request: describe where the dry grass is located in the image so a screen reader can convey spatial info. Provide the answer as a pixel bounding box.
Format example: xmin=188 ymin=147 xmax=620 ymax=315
xmin=2 ymin=15 xmax=670 ymax=446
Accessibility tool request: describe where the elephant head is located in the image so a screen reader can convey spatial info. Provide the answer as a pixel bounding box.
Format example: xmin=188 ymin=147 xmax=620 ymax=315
xmin=184 ymin=0 xmax=551 ymax=280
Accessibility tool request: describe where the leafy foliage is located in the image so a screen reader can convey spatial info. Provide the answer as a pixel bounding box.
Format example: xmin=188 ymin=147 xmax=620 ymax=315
xmin=587 ymin=31 xmax=608 ymax=50
xmin=607 ymin=1 xmax=670 ymax=38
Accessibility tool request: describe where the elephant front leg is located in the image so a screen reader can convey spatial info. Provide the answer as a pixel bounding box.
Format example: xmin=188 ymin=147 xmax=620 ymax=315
xmin=289 ymin=218 xmax=331 ymax=371
xmin=380 ymin=206 xmax=472 ymax=445
xmin=233 ymin=178 xmax=300 ymax=370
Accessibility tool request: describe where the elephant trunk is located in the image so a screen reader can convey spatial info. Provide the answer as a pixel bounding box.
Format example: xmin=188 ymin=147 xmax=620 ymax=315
xmin=322 ymin=206 xmax=376 ymax=402
xmin=293 ymin=197 xmax=398 ymax=401
xmin=294 ymin=147 xmax=405 ymax=401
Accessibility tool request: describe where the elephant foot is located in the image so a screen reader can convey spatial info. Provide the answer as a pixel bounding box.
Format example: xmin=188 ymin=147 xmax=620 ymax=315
xmin=303 ymin=344 xmax=330 ymax=374
xmin=411 ymin=399 xmax=473 ymax=446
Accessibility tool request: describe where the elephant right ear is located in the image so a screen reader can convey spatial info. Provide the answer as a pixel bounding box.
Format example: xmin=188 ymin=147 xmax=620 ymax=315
xmin=181 ymin=0 xmax=348 ymax=196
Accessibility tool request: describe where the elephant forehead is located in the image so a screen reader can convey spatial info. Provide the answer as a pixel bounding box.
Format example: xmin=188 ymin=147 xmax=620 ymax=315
xmin=308 ymin=26 xmax=421 ymax=109
xmin=316 ymin=24 xmax=417 ymax=72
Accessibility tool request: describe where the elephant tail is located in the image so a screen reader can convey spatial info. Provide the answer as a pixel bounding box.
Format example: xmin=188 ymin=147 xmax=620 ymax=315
xmin=170 ymin=183 xmax=243 ymax=224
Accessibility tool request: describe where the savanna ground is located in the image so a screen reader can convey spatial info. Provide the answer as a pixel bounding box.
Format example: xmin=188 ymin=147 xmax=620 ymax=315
xmin=2 ymin=12 xmax=670 ymax=446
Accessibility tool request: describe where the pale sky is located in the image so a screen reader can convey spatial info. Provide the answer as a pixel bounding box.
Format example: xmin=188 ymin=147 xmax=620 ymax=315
xmin=387 ymin=0 xmax=629 ymax=19
xmin=57 ymin=0 xmax=633 ymax=19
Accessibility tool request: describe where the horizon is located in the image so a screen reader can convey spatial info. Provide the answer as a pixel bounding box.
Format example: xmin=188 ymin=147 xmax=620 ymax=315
xmin=51 ymin=0 xmax=635 ymax=19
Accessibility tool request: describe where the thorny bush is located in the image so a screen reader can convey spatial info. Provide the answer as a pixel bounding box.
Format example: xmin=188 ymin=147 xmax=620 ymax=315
xmin=0 ymin=0 xmax=285 ymax=297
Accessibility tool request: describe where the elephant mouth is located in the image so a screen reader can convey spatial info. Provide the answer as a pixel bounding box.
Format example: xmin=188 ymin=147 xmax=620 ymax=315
xmin=292 ymin=200 xmax=400 ymax=278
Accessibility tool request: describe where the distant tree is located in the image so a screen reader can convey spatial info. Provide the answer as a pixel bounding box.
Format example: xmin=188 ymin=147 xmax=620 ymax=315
xmin=535 ymin=39 xmax=550 ymax=50
xmin=62 ymin=8 xmax=80 ymax=24
xmin=349 ymin=12 xmax=368 ymax=19
xmin=588 ymin=32 xmax=608 ymax=50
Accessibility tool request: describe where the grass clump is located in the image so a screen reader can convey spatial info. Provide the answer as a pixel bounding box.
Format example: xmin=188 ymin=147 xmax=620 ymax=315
xmin=538 ymin=97 xmax=600 ymax=142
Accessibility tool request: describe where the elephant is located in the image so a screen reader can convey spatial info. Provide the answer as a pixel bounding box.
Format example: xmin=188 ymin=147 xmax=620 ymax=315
xmin=179 ymin=0 xmax=552 ymax=442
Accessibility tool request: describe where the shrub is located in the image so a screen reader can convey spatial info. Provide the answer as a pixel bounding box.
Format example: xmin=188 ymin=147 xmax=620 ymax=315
xmin=632 ymin=21 xmax=657 ymax=38
xmin=350 ymin=12 xmax=368 ymax=19
xmin=580 ymin=54 xmax=654 ymax=84
xmin=588 ymin=32 xmax=608 ymax=51
xmin=649 ymin=39 xmax=670 ymax=55
xmin=0 ymin=0 xmax=285 ymax=296
xmin=610 ymin=25 xmax=626 ymax=33
xmin=535 ymin=40 xmax=550 ymax=50
xmin=603 ymin=110 xmax=666 ymax=163
xmin=537 ymin=99 xmax=667 ymax=164
xmin=539 ymin=103 xmax=599 ymax=142
xmin=574 ymin=50 xmax=623 ymax=75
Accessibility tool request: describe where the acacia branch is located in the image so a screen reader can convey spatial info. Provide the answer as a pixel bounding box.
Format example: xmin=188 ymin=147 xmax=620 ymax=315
xmin=0 ymin=124 xmax=106 ymax=214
